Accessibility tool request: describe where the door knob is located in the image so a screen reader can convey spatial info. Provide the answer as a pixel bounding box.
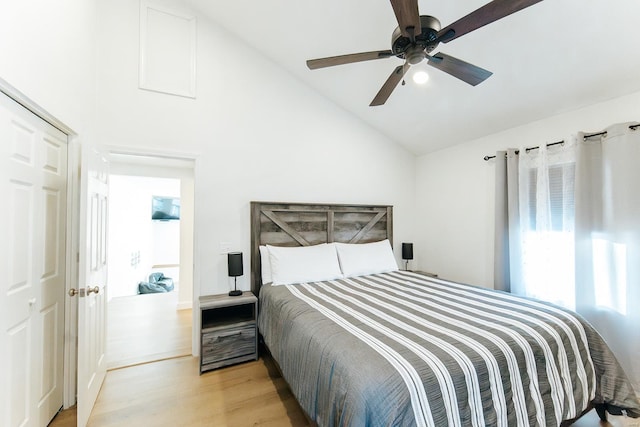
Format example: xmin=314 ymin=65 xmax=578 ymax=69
xmin=69 ymin=288 xmax=79 ymax=297
xmin=87 ymin=286 xmax=100 ymax=295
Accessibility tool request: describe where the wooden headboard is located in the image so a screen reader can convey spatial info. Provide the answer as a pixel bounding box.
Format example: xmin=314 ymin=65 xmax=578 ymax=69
xmin=250 ymin=201 xmax=393 ymax=295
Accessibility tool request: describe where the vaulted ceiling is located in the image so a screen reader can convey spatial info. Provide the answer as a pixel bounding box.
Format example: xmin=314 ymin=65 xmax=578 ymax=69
xmin=184 ymin=0 xmax=640 ymax=155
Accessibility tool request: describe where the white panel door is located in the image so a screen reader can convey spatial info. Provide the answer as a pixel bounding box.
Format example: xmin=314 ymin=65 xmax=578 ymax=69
xmin=76 ymin=146 xmax=108 ymax=427
xmin=0 ymin=92 xmax=67 ymax=427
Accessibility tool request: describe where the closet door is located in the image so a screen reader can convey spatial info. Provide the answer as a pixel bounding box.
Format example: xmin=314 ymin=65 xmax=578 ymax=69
xmin=0 ymin=92 xmax=68 ymax=427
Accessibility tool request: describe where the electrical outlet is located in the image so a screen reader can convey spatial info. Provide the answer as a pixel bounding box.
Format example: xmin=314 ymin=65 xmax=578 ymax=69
xmin=219 ymin=242 xmax=231 ymax=254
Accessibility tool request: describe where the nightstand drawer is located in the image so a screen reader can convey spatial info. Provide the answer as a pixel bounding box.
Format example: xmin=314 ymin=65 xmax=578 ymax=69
xmin=202 ymin=324 xmax=256 ymax=364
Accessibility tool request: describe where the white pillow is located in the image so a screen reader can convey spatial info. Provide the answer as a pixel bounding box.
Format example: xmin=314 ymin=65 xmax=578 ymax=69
xmin=334 ymin=239 xmax=398 ymax=277
xmin=259 ymin=245 xmax=273 ymax=284
xmin=267 ymin=243 xmax=343 ymax=285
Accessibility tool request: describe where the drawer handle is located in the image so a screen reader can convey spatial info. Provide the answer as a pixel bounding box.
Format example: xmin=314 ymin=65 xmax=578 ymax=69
xmin=216 ymin=331 xmax=242 ymax=341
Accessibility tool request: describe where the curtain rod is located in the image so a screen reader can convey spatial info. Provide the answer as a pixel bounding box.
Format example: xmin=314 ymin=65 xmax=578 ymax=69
xmin=483 ymin=123 xmax=640 ymax=161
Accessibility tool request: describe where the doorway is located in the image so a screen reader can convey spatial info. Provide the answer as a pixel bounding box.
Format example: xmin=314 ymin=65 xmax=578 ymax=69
xmin=105 ymin=153 xmax=195 ymax=369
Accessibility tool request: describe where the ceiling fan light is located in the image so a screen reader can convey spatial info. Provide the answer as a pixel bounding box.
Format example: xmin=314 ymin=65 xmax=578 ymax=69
xmin=413 ymin=70 xmax=429 ymax=85
xmin=406 ymin=46 xmax=426 ymax=65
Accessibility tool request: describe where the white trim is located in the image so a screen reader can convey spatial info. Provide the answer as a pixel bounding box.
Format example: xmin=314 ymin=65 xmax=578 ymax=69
xmin=106 ymin=145 xmax=199 ymax=173
xmin=0 ymin=77 xmax=76 ymax=136
xmin=176 ymin=301 xmax=193 ymax=310
xmin=63 ymin=137 xmax=80 ymax=409
xmin=106 ymin=144 xmax=199 ymax=162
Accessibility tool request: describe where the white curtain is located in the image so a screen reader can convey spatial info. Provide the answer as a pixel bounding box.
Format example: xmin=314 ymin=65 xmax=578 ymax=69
xmin=574 ymin=123 xmax=640 ymax=396
xmin=496 ymin=122 xmax=640 ymax=396
xmin=515 ymin=141 xmax=576 ymax=308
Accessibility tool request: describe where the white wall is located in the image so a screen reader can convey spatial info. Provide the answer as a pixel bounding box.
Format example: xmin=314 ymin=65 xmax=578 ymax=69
xmin=0 ymin=0 xmax=97 ymax=137
xmin=94 ymin=0 xmax=417 ymax=299
xmin=415 ymin=90 xmax=640 ymax=288
xmin=108 ymin=175 xmax=181 ymax=298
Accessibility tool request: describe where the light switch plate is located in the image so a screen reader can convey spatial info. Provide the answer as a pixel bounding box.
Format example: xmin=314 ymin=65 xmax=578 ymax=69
xmin=219 ymin=242 xmax=231 ymax=254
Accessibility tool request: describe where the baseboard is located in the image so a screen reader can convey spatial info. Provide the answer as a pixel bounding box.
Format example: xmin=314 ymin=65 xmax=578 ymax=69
xmin=177 ymin=300 xmax=192 ymax=310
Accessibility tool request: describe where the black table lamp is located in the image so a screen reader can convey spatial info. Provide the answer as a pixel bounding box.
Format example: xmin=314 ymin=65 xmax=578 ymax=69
xmin=227 ymin=252 xmax=243 ymax=296
xmin=402 ymin=243 xmax=413 ymax=271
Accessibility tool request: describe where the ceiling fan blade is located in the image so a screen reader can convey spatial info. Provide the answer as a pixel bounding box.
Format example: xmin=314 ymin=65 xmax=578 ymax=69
xmin=390 ymin=0 xmax=421 ymax=39
xmin=370 ymin=63 xmax=410 ymax=106
xmin=427 ymin=53 xmax=492 ymax=86
xmin=436 ymin=0 xmax=543 ymax=43
xmin=307 ymin=50 xmax=394 ymax=70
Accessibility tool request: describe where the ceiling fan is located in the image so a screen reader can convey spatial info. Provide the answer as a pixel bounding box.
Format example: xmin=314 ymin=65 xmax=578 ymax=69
xmin=306 ymin=0 xmax=543 ymax=106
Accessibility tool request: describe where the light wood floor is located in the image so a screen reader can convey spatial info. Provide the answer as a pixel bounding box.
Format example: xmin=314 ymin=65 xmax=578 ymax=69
xmin=49 ymin=355 xmax=309 ymax=427
xmin=107 ymin=291 xmax=192 ymax=369
xmin=48 ymin=353 xmax=637 ymax=427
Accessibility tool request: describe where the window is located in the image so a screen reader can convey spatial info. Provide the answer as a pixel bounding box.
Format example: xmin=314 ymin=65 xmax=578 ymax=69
xmin=519 ymin=156 xmax=576 ymax=309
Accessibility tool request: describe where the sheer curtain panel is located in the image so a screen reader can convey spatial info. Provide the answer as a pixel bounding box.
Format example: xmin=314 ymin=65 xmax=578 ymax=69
xmin=516 ymin=141 xmax=576 ymax=307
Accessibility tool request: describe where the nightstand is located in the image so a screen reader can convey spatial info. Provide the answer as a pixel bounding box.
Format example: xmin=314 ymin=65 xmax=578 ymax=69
xmin=199 ymin=292 xmax=258 ymax=374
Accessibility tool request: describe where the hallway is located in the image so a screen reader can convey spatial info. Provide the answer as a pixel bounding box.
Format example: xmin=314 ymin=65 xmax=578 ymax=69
xmin=107 ymin=291 xmax=191 ymax=370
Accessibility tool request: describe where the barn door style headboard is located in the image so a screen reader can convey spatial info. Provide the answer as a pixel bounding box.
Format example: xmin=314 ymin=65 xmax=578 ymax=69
xmin=250 ymin=201 xmax=393 ymax=295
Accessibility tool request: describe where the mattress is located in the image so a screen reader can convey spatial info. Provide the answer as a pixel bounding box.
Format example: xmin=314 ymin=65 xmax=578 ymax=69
xmin=258 ymin=271 xmax=640 ymax=427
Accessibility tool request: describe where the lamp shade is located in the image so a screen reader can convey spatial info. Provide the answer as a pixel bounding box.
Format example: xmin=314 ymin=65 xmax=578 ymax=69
xmin=228 ymin=252 xmax=243 ymax=277
xmin=402 ymin=243 xmax=413 ymax=260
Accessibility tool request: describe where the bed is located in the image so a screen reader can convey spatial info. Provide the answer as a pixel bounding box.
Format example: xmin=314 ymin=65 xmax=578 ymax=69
xmin=250 ymin=201 xmax=640 ymax=427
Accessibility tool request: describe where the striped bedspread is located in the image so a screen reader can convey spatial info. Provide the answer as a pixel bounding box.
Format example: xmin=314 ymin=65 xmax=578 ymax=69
xmin=258 ymin=271 xmax=640 ymax=427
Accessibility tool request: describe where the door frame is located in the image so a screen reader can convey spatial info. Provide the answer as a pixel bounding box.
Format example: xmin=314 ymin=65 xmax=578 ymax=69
xmin=0 ymin=77 xmax=80 ymax=409
xmin=104 ymin=145 xmax=200 ymax=358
